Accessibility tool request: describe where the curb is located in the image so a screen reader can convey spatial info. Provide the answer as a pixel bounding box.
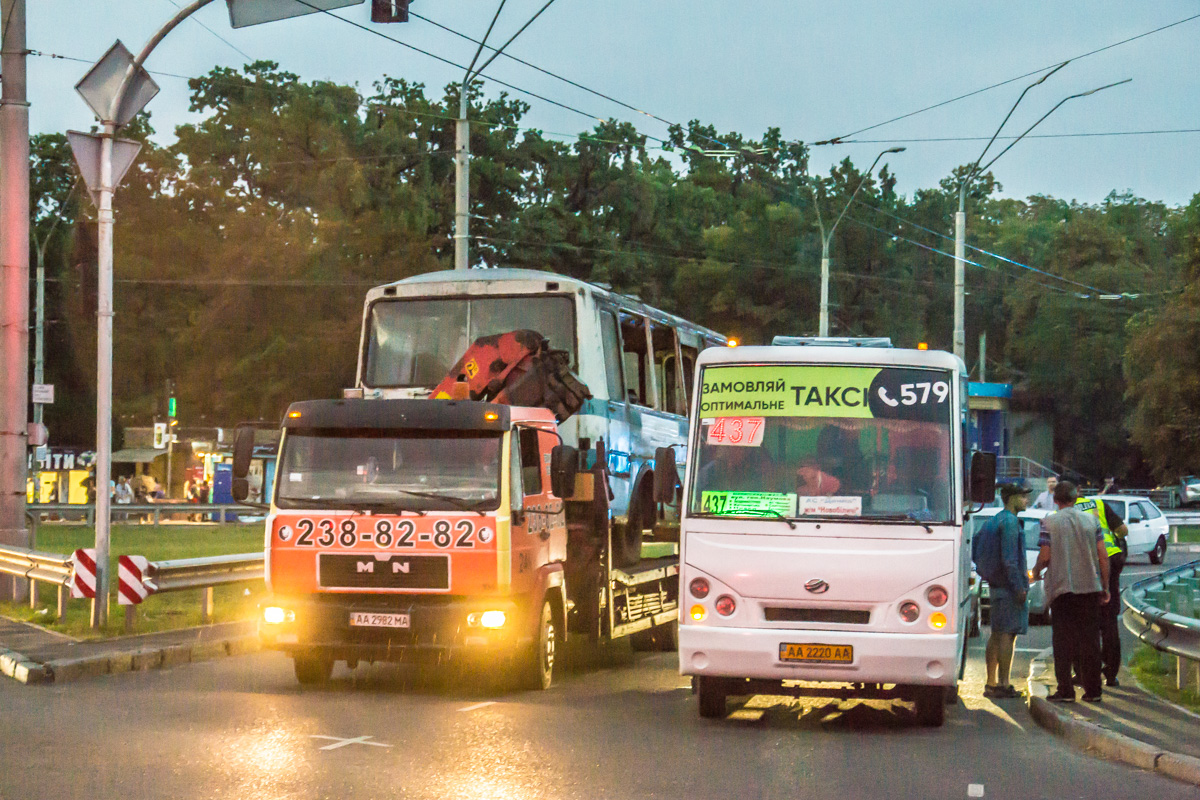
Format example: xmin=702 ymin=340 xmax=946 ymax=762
xmin=0 ymin=635 xmax=260 ymax=685
xmin=1027 ymin=648 xmax=1200 ymax=786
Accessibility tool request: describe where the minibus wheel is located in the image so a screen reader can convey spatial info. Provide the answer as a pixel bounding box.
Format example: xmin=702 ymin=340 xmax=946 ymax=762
xmin=697 ymin=676 xmax=728 ymax=719
xmin=912 ymin=686 xmax=946 ymax=726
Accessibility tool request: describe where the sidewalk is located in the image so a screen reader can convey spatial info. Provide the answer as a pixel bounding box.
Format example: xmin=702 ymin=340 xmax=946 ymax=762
xmin=1028 ymin=647 xmax=1200 ymax=786
xmin=0 ymin=615 xmax=258 ymax=685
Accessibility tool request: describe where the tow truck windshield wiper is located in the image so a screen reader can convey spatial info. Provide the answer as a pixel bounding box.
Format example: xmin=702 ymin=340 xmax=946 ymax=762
xmin=344 ymin=500 xmax=425 ymax=516
xmin=391 ymin=489 xmax=491 ymax=516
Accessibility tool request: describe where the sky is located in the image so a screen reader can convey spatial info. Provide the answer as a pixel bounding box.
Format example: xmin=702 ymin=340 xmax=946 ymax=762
xmin=25 ymin=1 xmax=1200 ymax=208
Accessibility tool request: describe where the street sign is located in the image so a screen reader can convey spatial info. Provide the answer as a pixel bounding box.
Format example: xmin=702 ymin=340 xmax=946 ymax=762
xmin=372 ymin=0 xmax=411 ymax=22
xmin=227 ymin=0 xmax=363 ymax=29
xmin=31 ymin=383 xmax=54 ymax=404
xmin=66 ymin=131 xmax=143 ymax=208
xmin=74 ymin=41 xmax=160 ymax=127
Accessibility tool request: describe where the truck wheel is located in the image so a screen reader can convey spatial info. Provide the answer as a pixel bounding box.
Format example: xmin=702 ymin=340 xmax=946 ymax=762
xmin=697 ymin=676 xmax=728 ymax=719
xmin=912 ymin=686 xmax=946 ymax=727
xmin=1150 ymin=536 xmax=1167 ymax=565
xmin=615 ymin=490 xmax=651 ymax=567
xmin=293 ymin=653 xmax=333 ymax=685
xmin=519 ymin=601 xmax=556 ymax=690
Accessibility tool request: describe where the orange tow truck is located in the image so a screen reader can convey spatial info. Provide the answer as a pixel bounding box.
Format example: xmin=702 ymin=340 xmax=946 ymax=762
xmin=233 ymin=340 xmax=679 ymax=687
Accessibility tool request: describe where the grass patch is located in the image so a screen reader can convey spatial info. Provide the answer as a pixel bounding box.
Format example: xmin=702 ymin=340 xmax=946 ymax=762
xmin=1 ymin=523 xmax=265 ymax=640
xmin=1129 ymin=644 xmax=1200 ymax=713
xmin=1173 ymin=526 xmax=1200 ymax=543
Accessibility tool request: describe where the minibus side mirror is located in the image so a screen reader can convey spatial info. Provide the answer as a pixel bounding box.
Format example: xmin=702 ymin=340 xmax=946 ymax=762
xmin=231 ymin=424 xmax=256 ymax=503
xmin=969 ymin=451 xmax=997 ymax=505
xmin=550 ymin=445 xmax=578 ymax=499
xmin=653 ymin=447 xmax=679 ymax=504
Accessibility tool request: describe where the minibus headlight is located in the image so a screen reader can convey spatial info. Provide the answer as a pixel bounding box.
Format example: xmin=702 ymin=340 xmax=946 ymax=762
xmin=899 ymin=602 xmax=920 ymax=623
xmin=929 ymin=612 xmax=948 ymax=630
xmin=926 ymin=585 xmax=948 ymax=607
xmin=689 ymin=578 xmax=710 ymax=599
xmin=714 ymin=595 xmax=736 ymax=616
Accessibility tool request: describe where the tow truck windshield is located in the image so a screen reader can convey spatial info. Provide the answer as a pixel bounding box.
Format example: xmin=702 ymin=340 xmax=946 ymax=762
xmin=276 ymin=429 xmax=502 ymax=512
xmin=688 ymin=364 xmax=955 ymax=524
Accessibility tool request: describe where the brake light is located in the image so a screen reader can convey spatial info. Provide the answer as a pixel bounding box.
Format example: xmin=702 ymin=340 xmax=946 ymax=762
xmin=714 ymin=595 xmax=736 ymax=616
xmin=926 ymin=585 xmax=948 ymax=607
xmin=689 ymin=577 xmax=710 ymax=599
xmin=899 ymin=602 xmax=920 ymax=623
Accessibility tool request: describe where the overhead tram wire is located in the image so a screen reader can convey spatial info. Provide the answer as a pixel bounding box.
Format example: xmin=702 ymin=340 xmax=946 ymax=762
xmin=407 ymin=9 xmax=735 ymax=152
xmin=849 ymin=197 xmax=1121 ymax=296
xmin=161 ymin=0 xmax=253 ymax=61
xmin=813 ymin=10 xmax=1200 ymax=145
xmin=829 ymin=128 xmax=1200 ymax=144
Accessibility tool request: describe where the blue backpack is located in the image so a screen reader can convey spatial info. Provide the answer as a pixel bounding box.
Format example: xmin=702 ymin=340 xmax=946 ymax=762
xmin=972 ymin=513 xmax=1004 ymax=586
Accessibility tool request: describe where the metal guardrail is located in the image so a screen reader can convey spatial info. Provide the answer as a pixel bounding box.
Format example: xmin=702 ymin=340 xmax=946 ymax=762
xmin=0 ymin=543 xmax=73 ymax=617
xmin=27 ymin=503 xmax=262 ymax=526
xmin=143 ymin=552 xmax=265 ymax=624
xmin=1123 ymin=558 xmax=1200 ymax=690
xmin=1165 ymin=512 xmax=1200 ymax=526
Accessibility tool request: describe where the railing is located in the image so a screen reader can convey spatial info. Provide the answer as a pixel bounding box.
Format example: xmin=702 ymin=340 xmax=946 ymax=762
xmin=997 ymin=455 xmax=1057 ymax=481
xmin=0 ymin=543 xmax=72 ymax=617
xmin=1122 ymin=559 xmax=1200 ymax=691
xmin=143 ymin=553 xmax=264 ymax=623
xmin=27 ymin=503 xmax=261 ymax=527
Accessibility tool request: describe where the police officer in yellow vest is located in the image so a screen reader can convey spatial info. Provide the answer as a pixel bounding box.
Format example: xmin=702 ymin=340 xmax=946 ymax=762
xmin=1076 ymin=495 xmax=1128 ymax=687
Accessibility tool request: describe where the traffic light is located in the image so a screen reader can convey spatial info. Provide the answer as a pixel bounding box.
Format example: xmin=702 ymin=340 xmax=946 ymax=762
xmin=168 ymin=396 xmax=176 ymax=418
xmin=372 ymin=0 xmax=412 ymax=23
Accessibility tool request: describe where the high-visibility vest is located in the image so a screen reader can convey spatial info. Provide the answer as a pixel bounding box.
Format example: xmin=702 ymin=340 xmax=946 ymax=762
xmin=1076 ymin=497 xmax=1123 ymax=557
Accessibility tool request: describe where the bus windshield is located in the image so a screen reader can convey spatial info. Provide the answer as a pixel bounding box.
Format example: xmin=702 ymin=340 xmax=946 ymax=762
xmin=688 ymin=364 xmax=954 ymax=524
xmin=363 ymin=295 xmax=576 ymax=387
xmin=276 ymin=429 xmax=503 ymax=512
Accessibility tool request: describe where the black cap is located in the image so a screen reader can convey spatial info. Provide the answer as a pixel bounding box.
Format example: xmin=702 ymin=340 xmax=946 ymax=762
xmin=1000 ymin=482 xmax=1033 ymax=500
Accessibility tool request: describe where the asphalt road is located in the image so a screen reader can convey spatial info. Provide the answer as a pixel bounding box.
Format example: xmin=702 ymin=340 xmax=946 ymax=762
xmin=1 ymin=549 xmax=1194 ymax=800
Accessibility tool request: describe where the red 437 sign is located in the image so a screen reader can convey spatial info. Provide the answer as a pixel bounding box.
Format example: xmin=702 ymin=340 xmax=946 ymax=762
xmin=705 ymin=416 xmax=765 ymax=447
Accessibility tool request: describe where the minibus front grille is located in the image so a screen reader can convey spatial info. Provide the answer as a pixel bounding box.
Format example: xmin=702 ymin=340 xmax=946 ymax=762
xmin=763 ymin=607 xmax=871 ymax=625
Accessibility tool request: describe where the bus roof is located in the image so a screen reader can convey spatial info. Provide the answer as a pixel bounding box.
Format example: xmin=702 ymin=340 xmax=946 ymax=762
xmin=363 ymin=268 xmax=726 ymax=341
xmin=697 ymin=344 xmax=965 ymax=374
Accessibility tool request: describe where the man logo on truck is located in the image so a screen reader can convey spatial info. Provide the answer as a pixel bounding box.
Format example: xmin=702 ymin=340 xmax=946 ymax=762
xmin=357 ymin=562 xmax=374 ymax=573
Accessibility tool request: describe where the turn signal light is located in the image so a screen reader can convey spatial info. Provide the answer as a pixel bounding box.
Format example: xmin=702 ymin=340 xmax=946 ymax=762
xmin=690 ymin=605 xmax=706 ymax=622
xmin=689 ymin=577 xmax=710 ymax=599
xmin=926 ymin=586 xmax=948 ymax=607
xmin=929 ymin=612 xmax=948 ymax=630
xmin=714 ymin=595 xmax=736 ymax=616
xmin=899 ymin=601 xmax=920 ymax=623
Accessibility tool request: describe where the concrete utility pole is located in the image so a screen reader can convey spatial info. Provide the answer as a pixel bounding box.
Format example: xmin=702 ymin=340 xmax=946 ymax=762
xmin=0 ymin=0 xmax=30 ymax=600
xmin=454 ymin=0 xmax=559 ymax=271
xmin=810 ymin=147 xmax=904 ymax=337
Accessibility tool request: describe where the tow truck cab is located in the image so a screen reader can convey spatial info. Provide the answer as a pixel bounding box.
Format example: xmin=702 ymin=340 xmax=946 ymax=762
xmin=248 ymin=398 xmax=570 ymax=687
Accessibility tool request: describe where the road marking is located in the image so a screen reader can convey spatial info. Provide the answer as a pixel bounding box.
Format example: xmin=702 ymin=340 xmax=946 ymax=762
xmin=310 ymin=735 xmax=393 ymax=751
xmin=457 ymin=701 xmax=496 ymax=713
xmin=968 ymin=784 xmax=985 ymax=797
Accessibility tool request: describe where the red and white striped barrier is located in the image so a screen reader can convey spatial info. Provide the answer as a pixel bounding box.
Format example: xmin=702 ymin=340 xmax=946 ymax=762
xmin=71 ymin=549 xmax=96 ymax=599
xmin=118 ymin=555 xmax=151 ymax=606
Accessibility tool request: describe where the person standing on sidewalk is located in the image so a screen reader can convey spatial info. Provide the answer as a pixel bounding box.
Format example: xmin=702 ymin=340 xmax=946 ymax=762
xmin=977 ymin=482 xmax=1033 ymax=699
xmin=1076 ymin=495 xmax=1129 ymax=687
xmin=1032 ymin=479 xmax=1110 ymax=702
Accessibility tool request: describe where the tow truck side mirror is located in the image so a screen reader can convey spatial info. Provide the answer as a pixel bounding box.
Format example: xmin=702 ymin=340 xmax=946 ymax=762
xmin=969 ymin=450 xmax=997 ymax=505
xmin=550 ymin=445 xmax=578 ymax=499
xmin=231 ymin=424 xmax=255 ymax=503
xmin=653 ymin=447 xmax=679 ymax=504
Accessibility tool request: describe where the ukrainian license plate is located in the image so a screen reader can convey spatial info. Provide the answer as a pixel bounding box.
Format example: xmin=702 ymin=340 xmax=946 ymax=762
xmin=349 ymin=612 xmax=410 ymax=629
xmin=779 ymin=643 xmax=853 ymax=663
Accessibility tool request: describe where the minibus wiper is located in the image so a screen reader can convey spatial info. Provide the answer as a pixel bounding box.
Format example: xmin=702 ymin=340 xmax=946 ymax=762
xmin=872 ymin=513 xmax=935 ymax=533
xmin=736 ymin=508 xmax=797 ymax=530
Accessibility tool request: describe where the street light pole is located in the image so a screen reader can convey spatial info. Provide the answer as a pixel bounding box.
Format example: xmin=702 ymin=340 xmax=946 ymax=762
xmin=811 ymin=147 xmax=905 ymax=336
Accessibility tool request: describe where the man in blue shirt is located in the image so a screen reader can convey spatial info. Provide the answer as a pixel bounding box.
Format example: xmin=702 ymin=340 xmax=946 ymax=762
xmin=982 ymin=482 xmax=1032 ymax=699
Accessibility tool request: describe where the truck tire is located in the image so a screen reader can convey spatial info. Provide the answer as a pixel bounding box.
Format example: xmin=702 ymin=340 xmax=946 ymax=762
xmin=615 ymin=488 xmax=650 ymax=568
xmin=294 ymin=653 xmax=333 ymax=685
xmin=1150 ymin=536 xmax=1167 ymax=565
xmin=912 ymin=686 xmax=946 ymax=727
xmin=697 ymin=676 xmax=728 ymax=719
xmin=518 ymin=600 xmax=556 ymax=690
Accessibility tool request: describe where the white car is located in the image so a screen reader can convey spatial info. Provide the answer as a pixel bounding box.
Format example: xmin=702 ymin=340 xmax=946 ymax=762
xmin=1085 ymin=495 xmax=1171 ymax=565
xmin=969 ymin=508 xmax=1050 ymax=625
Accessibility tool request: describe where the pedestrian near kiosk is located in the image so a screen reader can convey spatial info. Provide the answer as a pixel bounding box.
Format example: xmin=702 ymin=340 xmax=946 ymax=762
xmin=975 ymin=482 xmax=1033 ymax=698
xmin=1076 ymin=494 xmax=1128 ymax=686
xmin=1032 ymin=480 xmax=1110 ymax=702
xmin=1032 ymin=475 xmax=1059 ymax=511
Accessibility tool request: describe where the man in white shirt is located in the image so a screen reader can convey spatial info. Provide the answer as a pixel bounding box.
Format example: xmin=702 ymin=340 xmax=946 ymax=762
xmin=1032 ymin=475 xmax=1058 ymax=511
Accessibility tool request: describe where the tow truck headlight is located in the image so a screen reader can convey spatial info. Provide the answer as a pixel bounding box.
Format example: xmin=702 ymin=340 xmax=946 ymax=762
xmin=479 ymin=610 xmax=507 ymax=629
xmin=263 ymin=606 xmax=292 ymax=625
xmin=899 ymin=602 xmax=920 ymax=623
xmin=929 ymin=612 xmax=948 ymax=630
